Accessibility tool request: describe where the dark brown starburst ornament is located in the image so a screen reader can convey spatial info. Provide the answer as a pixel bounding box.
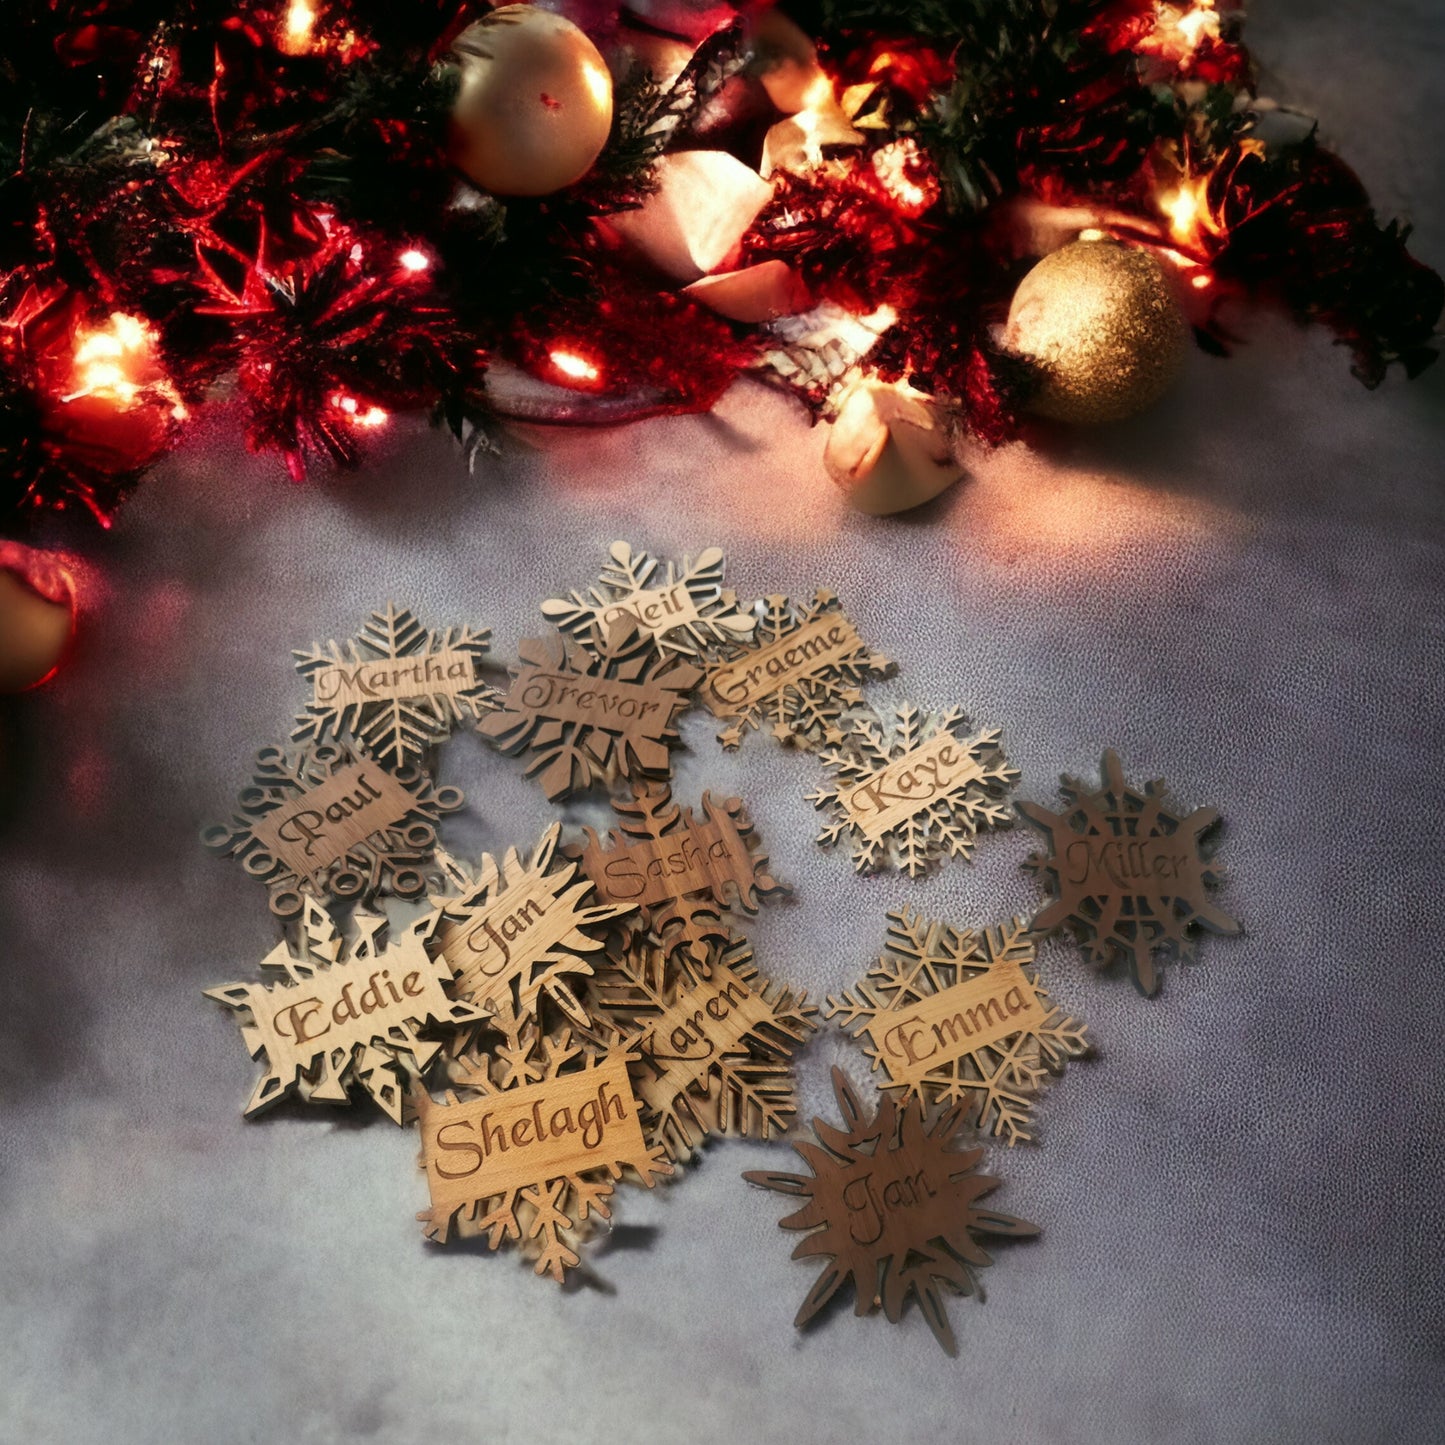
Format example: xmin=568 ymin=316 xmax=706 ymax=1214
xmin=744 ymin=1068 xmax=1038 ymax=1355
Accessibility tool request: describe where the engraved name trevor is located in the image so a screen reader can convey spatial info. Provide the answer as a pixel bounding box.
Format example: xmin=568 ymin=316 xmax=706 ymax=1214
xmin=421 ymin=1055 xmax=650 ymax=1209
xmin=251 ymin=762 xmax=416 ymax=879
xmin=865 ymin=963 xmax=1045 ymax=1089
xmin=309 ymin=648 xmax=478 ymax=709
xmin=512 ymin=668 xmax=672 ymax=730
xmin=844 ymin=732 xmax=989 ymax=843
xmin=703 ymin=615 xmax=864 ymax=714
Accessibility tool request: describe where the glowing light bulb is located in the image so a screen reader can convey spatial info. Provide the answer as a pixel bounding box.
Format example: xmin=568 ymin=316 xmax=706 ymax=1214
xmin=285 ymin=2 xmax=317 ymax=48
xmin=398 ymin=249 xmax=430 ymax=274
xmin=550 ymin=350 xmax=601 ymax=385
xmin=66 ymin=312 xmax=186 ymax=417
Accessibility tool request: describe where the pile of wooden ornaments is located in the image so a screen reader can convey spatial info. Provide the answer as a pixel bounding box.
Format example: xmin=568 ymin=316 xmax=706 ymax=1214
xmin=203 ymin=542 xmax=1237 ymax=1354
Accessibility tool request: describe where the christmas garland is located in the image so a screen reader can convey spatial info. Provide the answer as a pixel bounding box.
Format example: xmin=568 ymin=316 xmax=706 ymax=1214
xmin=0 ymin=0 xmax=1439 ymax=533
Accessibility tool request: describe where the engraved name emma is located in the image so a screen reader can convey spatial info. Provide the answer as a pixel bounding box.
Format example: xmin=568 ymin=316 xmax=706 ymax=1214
xmin=881 ymin=985 xmax=1036 ymax=1068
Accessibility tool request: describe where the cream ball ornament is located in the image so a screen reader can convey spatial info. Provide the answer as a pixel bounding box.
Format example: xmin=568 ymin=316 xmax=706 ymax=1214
xmin=447 ymin=6 xmax=614 ymax=198
xmin=1005 ymin=237 xmax=1189 ymax=424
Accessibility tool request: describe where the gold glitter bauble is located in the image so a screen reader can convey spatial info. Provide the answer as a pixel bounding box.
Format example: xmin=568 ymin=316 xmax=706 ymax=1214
xmin=447 ymin=6 xmax=614 ymax=198
xmin=1005 ymin=238 xmax=1189 ymax=424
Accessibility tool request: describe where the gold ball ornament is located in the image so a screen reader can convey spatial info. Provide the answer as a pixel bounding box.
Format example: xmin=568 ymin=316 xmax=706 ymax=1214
xmin=447 ymin=6 xmax=614 ymax=198
xmin=1005 ymin=238 xmax=1189 ymax=424
xmin=0 ymin=567 xmax=73 ymax=693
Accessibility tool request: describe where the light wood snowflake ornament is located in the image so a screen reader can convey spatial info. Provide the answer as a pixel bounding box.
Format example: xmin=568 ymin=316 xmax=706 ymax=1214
xmin=827 ymin=910 xmax=1089 ymax=1144
xmin=419 ymin=823 xmax=634 ymax=1031
xmin=414 ymin=1001 xmax=672 ymax=1281
xmin=745 ymin=1067 xmax=1038 ymax=1356
xmin=541 ymin=542 xmax=756 ymax=660
xmin=202 ymin=742 xmax=465 ymax=920
xmin=478 ymin=618 xmax=701 ymax=801
xmin=1019 ymin=750 xmax=1240 ymax=995
xmin=293 ymin=603 xmax=498 ymax=771
xmin=808 ymin=702 xmax=1019 ymax=875
xmin=699 ymin=590 xmax=894 ymax=750
xmin=205 ymin=899 xmax=486 ymax=1123
xmin=588 ymin=938 xmax=817 ymax=1163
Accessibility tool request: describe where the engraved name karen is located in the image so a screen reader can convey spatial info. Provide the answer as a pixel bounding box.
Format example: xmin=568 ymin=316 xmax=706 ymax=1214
xmin=866 ymin=962 xmax=1044 ymax=1088
xmin=703 ymin=615 xmax=863 ymax=712
xmin=636 ymin=967 xmax=772 ymax=1104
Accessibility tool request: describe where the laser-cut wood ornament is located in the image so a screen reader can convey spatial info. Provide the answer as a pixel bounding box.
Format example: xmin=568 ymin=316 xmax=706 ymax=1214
xmin=202 ymin=742 xmax=465 ymax=919
xmin=700 ymin=590 xmax=894 ymax=751
xmin=1018 ymin=749 xmax=1240 ymax=995
xmin=477 ymin=619 xmax=702 ymax=800
xmin=826 ymin=910 xmax=1089 ymax=1144
xmin=744 ymin=1067 xmax=1038 ymax=1356
xmin=808 ymin=702 xmax=1020 ymax=876
xmin=415 ymin=1000 xmax=672 ymax=1281
xmin=568 ymin=780 xmax=787 ymax=970
xmin=420 ymin=823 xmax=634 ymax=1031
xmin=293 ymin=602 xmax=498 ymax=771
xmin=588 ymin=938 xmax=817 ymax=1163
xmin=541 ymin=541 xmax=756 ymax=660
xmin=205 ymin=898 xmax=487 ymax=1123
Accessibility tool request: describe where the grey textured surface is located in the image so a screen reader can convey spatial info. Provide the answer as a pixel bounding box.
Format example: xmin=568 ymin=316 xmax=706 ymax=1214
xmin=3 ymin=5 xmax=1444 ymax=1442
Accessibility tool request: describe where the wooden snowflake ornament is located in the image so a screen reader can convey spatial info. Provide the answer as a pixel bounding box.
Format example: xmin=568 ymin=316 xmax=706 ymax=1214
xmin=202 ymin=742 xmax=465 ymax=919
xmin=827 ymin=910 xmax=1089 ymax=1144
xmin=588 ymin=938 xmax=817 ymax=1163
xmin=205 ymin=899 xmax=486 ymax=1123
xmin=808 ymin=702 xmax=1019 ymax=875
xmin=420 ymin=823 xmax=634 ymax=1031
xmin=700 ymin=591 xmax=893 ymax=750
xmin=569 ymin=780 xmax=788 ymax=970
xmin=541 ymin=541 xmax=756 ymax=659
xmin=477 ymin=619 xmax=701 ymax=800
xmin=293 ymin=603 xmax=498 ymax=770
xmin=415 ymin=1002 xmax=672 ymax=1281
xmin=744 ymin=1068 xmax=1038 ymax=1355
xmin=1018 ymin=750 xmax=1240 ymax=994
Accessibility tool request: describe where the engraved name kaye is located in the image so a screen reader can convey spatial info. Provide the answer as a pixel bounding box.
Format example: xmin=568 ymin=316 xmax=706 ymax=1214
xmin=512 ymin=668 xmax=672 ymax=731
xmin=703 ymin=615 xmax=864 ymax=714
xmin=251 ymin=762 xmax=415 ymax=879
xmin=421 ymin=1055 xmax=650 ymax=1209
xmin=1064 ymin=836 xmax=1202 ymax=893
xmin=601 ymin=582 xmax=703 ymax=641
xmin=844 ymin=732 xmax=988 ymax=843
xmin=578 ymin=816 xmax=753 ymax=909
xmin=865 ymin=962 xmax=1045 ymax=1090
xmin=634 ymin=965 xmax=773 ymax=1108
xmin=309 ymin=648 xmax=477 ymax=709
xmin=841 ymin=1160 xmax=939 ymax=1247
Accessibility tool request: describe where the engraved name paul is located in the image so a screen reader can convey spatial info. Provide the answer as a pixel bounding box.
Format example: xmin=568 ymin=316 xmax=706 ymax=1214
xmin=250 ymin=762 xmax=415 ymax=878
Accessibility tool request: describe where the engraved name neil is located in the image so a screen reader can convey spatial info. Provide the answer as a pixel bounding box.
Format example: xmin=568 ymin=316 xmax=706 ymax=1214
xmin=602 ymin=582 xmax=702 ymax=638
xmin=704 ymin=615 xmax=863 ymax=713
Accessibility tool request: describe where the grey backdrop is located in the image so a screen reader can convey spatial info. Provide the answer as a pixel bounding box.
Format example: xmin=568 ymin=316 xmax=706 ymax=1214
xmin=2 ymin=3 xmax=1443 ymax=1441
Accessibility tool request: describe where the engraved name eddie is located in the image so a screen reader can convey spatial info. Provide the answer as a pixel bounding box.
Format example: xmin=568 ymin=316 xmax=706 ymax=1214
xmin=843 ymin=732 xmax=991 ymax=842
xmin=308 ymin=648 xmax=478 ymax=709
xmin=864 ymin=962 xmax=1046 ymax=1090
xmin=420 ymin=1055 xmax=654 ymax=1211
xmin=702 ymin=614 xmax=863 ymax=714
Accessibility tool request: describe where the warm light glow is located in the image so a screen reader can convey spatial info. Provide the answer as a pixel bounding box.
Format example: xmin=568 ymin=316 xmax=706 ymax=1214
xmin=1160 ymin=174 xmax=1220 ymax=251
xmin=65 ymin=312 xmax=187 ymax=418
xmin=1141 ymin=1 xmax=1221 ymax=68
xmin=550 ymin=350 xmax=601 ymax=384
xmin=398 ymin=248 xmax=430 ymax=274
xmin=871 ymin=140 xmax=938 ymax=217
xmin=1191 ymin=272 xmax=1212 ymax=289
xmin=283 ymin=2 xmax=317 ymax=51
xmin=331 ymin=392 xmax=388 ymax=427
xmin=582 ymin=60 xmax=612 ymax=108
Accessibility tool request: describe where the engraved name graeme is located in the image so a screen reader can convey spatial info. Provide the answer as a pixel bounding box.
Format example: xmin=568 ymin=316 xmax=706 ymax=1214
xmin=703 ymin=614 xmax=864 ymax=714
xmin=309 ymin=648 xmax=477 ymax=708
xmin=421 ymin=1055 xmax=650 ymax=1208
xmin=1063 ymin=836 xmax=1202 ymax=893
xmin=844 ymin=732 xmax=988 ymax=843
xmin=865 ymin=962 xmax=1045 ymax=1089
xmin=250 ymin=762 xmax=416 ymax=879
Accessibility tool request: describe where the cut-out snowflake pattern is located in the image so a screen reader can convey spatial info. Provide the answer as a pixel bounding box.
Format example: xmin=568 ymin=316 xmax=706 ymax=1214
xmin=808 ymin=702 xmax=1019 ymax=876
xmin=293 ymin=603 xmax=498 ymax=771
xmin=1019 ymin=750 xmax=1240 ymax=995
xmin=477 ymin=620 xmax=701 ymax=800
xmin=569 ymin=780 xmax=788 ymax=971
xmin=415 ymin=1001 xmax=671 ymax=1281
xmin=744 ymin=1067 xmax=1038 ymax=1355
xmin=700 ymin=590 xmax=893 ymax=751
xmin=205 ymin=898 xmax=486 ymax=1123
xmin=419 ymin=823 xmax=634 ymax=1031
xmin=541 ymin=541 xmax=756 ymax=660
xmin=202 ymin=742 xmax=466 ymax=920
xmin=826 ymin=910 xmax=1089 ymax=1144
xmin=588 ymin=938 xmax=817 ymax=1163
